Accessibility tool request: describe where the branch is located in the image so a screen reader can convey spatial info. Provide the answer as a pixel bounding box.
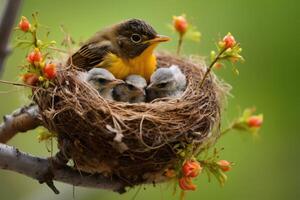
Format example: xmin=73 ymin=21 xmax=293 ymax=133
xmin=0 ymin=0 xmax=22 ymax=76
xmin=0 ymin=143 xmax=126 ymax=193
xmin=0 ymin=104 xmax=41 ymax=143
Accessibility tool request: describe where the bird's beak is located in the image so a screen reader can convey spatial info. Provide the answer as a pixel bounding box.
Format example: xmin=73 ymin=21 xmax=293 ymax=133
xmin=139 ymin=88 xmax=146 ymax=95
xmin=108 ymin=79 xmax=125 ymax=86
xmin=145 ymin=35 xmax=171 ymax=45
xmin=146 ymin=82 xmax=154 ymax=89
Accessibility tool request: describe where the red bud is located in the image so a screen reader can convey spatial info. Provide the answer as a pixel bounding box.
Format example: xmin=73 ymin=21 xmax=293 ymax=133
xmin=27 ymin=48 xmax=42 ymax=64
xmin=43 ymin=63 xmax=57 ymax=79
xmin=173 ymin=15 xmax=188 ymax=35
xmin=223 ymin=33 xmax=236 ymax=49
xmin=217 ymin=160 xmax=232 ymax=172
xmin=247 ymin=115 xmax=263 ymax=128
xmin=182 ymin=160 xmax=202 ymax=178
xmin=18 ymin=16 xmax=31 ymax=32
xmin=22 ymin=73 xmax=39 ymax=86
xmin=178 ymin=177 xmax=196 ymax=191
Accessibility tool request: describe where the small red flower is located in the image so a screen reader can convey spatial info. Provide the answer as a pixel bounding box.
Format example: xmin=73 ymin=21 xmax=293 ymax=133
xmin=247 ymin=115 xmax=263 ymax=128
xmin=182 ymin=160 xmax=202 ymax=178
xmin=217 ymin=160 xmax=232 ymax=172
xmin=27 ymin=48 xmax=42 ymax=64
xmin=43 ymin=63 xmax=57 ymax=79
xmin=223 ymin=33 xmax=236 ymax=49
xmin=18 ymin=16 xmax=31 ymax=32
xmin=22 ymin=73 xmax=39 ymax=86
xmin=179 ymin=177 xmax=196 ymax=191
xmin=173 ymin=15 xmax=188 ymax=35
xmin=214 ymin=62 xmax=223 ymax=69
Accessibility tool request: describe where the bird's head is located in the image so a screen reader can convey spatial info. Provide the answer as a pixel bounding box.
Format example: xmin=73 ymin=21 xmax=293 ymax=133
xmin=113 ymin=75 xmax=147 ymax=103
xmin=113 ymin=19 xmax=170 ymax=59
xmin=86 ymin=68 xmax=124 ymax=92
xmin=125 ymin=75 xmax=147 ymax=96
xmin=147 ymin=65 xmax=187 ymax=92
xmin=147 ymin=68 xmax=177 ymax=92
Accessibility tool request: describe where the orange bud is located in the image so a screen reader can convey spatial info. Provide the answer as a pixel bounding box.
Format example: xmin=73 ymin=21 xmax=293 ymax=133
xmin=214 ymin=62 xmax=223 ymax=69
xmin=247 ymin=115 xmax=263 ymax=128
xmin=165 ymin=169 xmax=176 ymax=178
xmin=223 ymin=33 xmax=236 ymax=49
xmin=173 ymin=15 xmax=188 ymax=35
xmin=27 ymin=48 xmax=42 ymax=64
xmin=22 ymin=73 xmax=39 ymax=86
xmin=182 ymin=160 xmax=202 ymax=178
xmin=43 ymin=63 xmax=57 ymax=79
xmin=18 ymin=16 xmax=31 ymax=32
xmin=217 ymin=160 xmax=231 ymax=172
xmin=178 ymin=177 xmax=196 ymax=191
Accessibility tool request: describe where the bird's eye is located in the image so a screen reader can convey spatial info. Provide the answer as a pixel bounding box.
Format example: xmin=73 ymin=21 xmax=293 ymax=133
xmin=131 ymin=34 xmax=142 ymax=43
xmin=97 ymin=78 xmax=107 ymax=84
xmin=156 ymin=82 xmax=168 ymax=88
xmin=128 ymin=84 xmax=135 ymax=90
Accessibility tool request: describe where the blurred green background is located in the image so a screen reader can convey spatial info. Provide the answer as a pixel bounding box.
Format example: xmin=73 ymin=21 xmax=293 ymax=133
xmin=0 ymin=0 xmax=299 ymax=199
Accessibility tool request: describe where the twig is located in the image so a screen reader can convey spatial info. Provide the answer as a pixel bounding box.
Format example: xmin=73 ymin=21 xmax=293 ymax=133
xmin=0 ymin=79 xmax=39 ymax=89
xmin=176 ymin=34 xmax=183 ymax=55
xmin=199 ymin=47 xmax=227 ymax=88
xmin=0 ymin=104 xmax=41 ymax=143
xmin=0 ymin=0 xmax=22 ymax=76
xmin=0 ymin=143 xmax=126 ymax=193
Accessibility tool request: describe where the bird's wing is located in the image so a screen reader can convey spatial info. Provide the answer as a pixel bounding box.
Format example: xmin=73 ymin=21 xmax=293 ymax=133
xmin=68 ymin=40 xmax=115 ymax=70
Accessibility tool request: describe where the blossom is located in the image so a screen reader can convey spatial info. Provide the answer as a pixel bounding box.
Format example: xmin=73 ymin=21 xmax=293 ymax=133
xmin=18 ymin=16 xmax=31 ymax=32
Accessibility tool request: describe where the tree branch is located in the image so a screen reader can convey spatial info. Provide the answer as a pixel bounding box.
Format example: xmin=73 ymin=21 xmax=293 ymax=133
xmin=0 ymin=0 xmax=22 ymax=76
xmin=0 ymin=104 xmax=41 ymax=143
xmin=0 ymin=143 xmax=126 ymax=193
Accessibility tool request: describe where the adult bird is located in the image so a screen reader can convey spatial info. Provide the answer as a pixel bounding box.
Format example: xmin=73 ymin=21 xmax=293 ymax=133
xmin=84 ymin=68 xmax=124 ymax=100
xmin=68 ymin=19 xmax=170 ymax=82
xmin=146 ymin=65 xmax=187 ymax=101
xmin=113 ymin=75 xmax=147 ymax=103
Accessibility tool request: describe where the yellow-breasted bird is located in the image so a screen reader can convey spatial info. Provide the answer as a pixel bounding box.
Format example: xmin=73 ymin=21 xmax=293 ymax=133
xmin=69 ymin=19 xmax=170 ymax=82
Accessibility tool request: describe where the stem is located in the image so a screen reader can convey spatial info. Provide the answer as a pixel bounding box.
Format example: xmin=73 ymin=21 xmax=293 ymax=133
xmin=0 ymin=79 xmax=40 ymax=89
xmin=176 ymin=34 xmax=183 ymax=55
xmin=220 ymin=125 xmax=233 ymax=136
xmin=199 ymin=47 xmax=227 ymax=88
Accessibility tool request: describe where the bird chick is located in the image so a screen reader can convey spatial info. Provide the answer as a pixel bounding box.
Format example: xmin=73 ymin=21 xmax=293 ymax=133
xmin=85 ymin=68 xmax=124 ymax=100
xmin=146 ymin=65 xmax=187 ymax=101
xmin=113 ymin=75 xmax=147 ymax=103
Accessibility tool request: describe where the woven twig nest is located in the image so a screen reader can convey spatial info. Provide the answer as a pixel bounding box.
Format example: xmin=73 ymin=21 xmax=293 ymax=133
xmin=33 ymin=52 xmax=225 ymax=186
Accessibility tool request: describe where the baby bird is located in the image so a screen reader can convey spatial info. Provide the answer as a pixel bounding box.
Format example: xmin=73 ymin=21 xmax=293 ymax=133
xmin=146 ymin=65 xmax=187 ymax=101
xmin=85 ymin=68 xmax=124 ymax=100
xmin=113 ymin=75 xmax=147 ymax=103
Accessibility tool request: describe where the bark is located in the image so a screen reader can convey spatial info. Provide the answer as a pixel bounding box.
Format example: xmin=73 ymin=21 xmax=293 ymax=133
xmin=0 ymin=143 xmax=126 ymax=193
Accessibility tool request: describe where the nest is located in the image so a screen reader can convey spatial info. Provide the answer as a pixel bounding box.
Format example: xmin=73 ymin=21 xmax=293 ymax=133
xmin=33 ymin=52 xmax=226 ymax=187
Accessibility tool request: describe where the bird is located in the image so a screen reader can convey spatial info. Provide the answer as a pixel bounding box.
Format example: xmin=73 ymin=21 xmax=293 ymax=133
xmin=84 ymin=68 xmax=124 ymax=100
xmin=113 ymin=75 xmax=147 ymax=103
xmin=68 ymin=19 xmax=170 ymax=82
xmin=146 ymin=65 xmax=187 ymax=101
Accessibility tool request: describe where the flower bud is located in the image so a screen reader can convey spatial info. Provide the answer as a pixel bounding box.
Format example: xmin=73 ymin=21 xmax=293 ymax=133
xmin=164 ymin=169 xmax=176 ymax=178
xmin=179 ymin=177 xmax=196 ymax=191
xmin=18 ymin=16 xmax=31 ymax=32
xmin=217 ymin=160 xmax=232 ymax=172
xmin=182 ymin=160 xmax=202 ymax=178
xmin=223 ymin=32 xmax=236 ymax=49
xmin=27 ymin=48 xmax=42 ymax=64
xmin=43 ymin=63 xmax=57 ymax=79
xmin=22 ymin=73 xmax=39 ymax=86
xmin=214 ymin=62 xmax=223 ymax=69
xmin=173 ymin=15 xmax=188 ymax=35
xmin=247 ymin=115 xmax=263 ymax=128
